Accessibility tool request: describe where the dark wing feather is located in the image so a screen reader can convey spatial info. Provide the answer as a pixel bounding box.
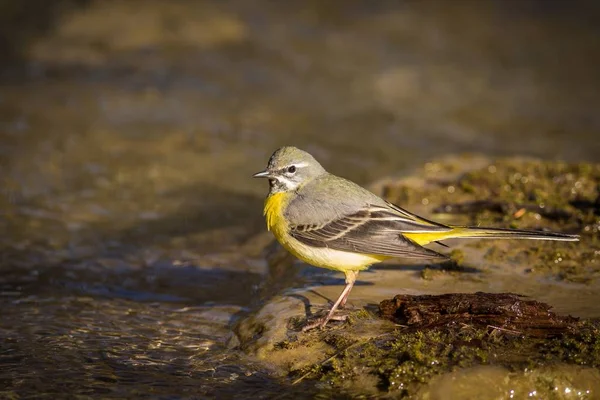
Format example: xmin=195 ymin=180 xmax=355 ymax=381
xmin=289 ymin=203 xmax=450 ymax=260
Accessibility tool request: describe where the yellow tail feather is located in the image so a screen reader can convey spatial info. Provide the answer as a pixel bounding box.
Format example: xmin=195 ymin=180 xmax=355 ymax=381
xmin=404 ymin=226 xmax=579 ymax=246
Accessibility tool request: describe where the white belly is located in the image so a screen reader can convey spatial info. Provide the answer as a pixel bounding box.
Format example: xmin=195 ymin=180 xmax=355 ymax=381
xmin=281 ymin=234 xmax=385 ymax=272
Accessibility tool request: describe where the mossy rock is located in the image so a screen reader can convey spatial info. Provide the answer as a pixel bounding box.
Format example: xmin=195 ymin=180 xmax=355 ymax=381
xmin=282 ymin=293 xmax=600 ymax=398
xmin=371 ymin=155 xmax=600 ymax=282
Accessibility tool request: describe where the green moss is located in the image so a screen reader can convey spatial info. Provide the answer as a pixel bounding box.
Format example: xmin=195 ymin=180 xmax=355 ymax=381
xmin=381 ymin=158 xmax=600 ymax=281
xmin=313 ymin=327 xmax=490 ymax=394
xmin=288 ymin=315 xmax=309 ymax=331
xmin=346 ymin=309 xmax=371 ymax=325
xmin=540 ymin=321 xmax=600 ymax=366
xmin=287 ymin=319 xmax=600 ymax=397
xmin=456 ymin=160 xmax=600 ymax=220
xmin=274 ymin=340 xmax=299 ymax=350
xmin=449 ymin=249 xmax=465 ymax=265
xmin=323 ymin=331 xmax=356 ymax=350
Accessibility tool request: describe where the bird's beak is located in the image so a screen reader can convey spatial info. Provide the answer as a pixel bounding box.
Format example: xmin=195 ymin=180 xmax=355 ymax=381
xmin=253 ymin=170 xmax=273 ymax=179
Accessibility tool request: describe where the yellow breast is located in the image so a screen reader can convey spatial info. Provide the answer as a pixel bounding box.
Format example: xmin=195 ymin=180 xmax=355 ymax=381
xmin=263 ymin=192 xmax=385 ymax=272
xmin=264 ymin=192 xmax=290 ymax=237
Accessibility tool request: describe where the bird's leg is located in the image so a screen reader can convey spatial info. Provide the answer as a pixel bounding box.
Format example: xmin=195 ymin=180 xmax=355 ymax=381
xmin=339 ymin=270 xmax=358 ymax=309
xmin=319 ymin=271 xmax=357 ymax=327
xmin=302 ymin=270 xmax=358 ymax=331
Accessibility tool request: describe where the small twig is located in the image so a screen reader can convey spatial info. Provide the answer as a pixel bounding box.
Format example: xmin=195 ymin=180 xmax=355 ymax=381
xmin=487 ymin=325 xmax=522 ymax=335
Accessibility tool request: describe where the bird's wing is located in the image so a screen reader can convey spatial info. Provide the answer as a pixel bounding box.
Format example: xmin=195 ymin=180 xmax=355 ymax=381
xmin=289 ymin=202 xmax=451 ymax=260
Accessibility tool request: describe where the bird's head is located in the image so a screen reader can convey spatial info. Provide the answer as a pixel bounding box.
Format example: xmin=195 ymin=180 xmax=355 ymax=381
xmin=253 ymin=146 xmax=326 ymax=193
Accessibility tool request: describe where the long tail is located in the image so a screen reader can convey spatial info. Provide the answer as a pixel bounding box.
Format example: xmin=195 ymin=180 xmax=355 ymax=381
xmin=403 ymin=226 xmax=579 ymax=246
xmin=446 ymin=226 xmax=579 ymax=242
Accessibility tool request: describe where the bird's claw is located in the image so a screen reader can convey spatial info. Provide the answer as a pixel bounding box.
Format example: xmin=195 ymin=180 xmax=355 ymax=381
xmin=300 ymin=313 xmax=349 ymax=332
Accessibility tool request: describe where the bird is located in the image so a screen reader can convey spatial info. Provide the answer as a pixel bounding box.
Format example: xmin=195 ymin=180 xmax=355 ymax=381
xmin=253 ymin=146 xmax=579 ymax=330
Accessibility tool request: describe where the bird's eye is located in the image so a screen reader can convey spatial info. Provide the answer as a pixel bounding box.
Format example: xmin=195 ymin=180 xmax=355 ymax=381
xmin=287 ymin=165 xmax=296 ymax=174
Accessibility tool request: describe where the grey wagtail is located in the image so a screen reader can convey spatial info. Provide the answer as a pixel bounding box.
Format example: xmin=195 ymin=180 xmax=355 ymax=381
xmin=253 ymin=146 xmax=579 ymax=330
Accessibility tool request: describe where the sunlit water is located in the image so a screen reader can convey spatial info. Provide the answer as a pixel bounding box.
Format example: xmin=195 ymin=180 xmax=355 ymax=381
xmin=1 ymin=0 xmax=599 ymax=397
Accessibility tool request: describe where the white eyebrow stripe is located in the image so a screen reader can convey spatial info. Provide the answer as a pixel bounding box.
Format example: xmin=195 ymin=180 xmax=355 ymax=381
xmin=294 ymin=162 xmax=309 ymax=168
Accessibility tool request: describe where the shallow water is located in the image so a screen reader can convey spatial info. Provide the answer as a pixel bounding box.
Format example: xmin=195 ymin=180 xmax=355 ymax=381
xmin=1 ymin=0 xmax=600 ymax=398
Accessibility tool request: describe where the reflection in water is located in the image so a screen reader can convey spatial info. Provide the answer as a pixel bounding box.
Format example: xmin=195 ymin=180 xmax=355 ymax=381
xmin=1 ymin=0 xmax=599 ymax=397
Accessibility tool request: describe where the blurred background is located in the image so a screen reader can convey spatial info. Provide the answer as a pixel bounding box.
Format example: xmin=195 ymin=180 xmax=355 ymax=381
xmin=1 ymin=0 xmax=599 ymax=398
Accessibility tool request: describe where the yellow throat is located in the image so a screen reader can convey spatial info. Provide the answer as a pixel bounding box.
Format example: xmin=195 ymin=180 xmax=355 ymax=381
xmin=264 ymin=191 xmax=290 ymax=238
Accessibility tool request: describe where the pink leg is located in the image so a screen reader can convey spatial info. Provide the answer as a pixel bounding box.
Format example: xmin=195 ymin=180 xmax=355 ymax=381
xmin=302 ymin=271 xmax=359 ymax=331
xmin=339 ymin=270 xmax=358 ymax=309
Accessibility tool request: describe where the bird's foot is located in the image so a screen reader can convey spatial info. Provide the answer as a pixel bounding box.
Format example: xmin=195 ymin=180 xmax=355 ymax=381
xmin=300 ymin=311 xmax=351 ymax=332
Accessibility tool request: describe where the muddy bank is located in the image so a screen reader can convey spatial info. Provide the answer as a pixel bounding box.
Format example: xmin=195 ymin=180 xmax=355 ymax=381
xmin=235 ymin=156 xmax=600 ymax=398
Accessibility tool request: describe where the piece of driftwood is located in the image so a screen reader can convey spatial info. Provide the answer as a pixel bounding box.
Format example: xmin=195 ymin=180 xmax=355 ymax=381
xmin=379 ymin=292 xmax=579 ymax=338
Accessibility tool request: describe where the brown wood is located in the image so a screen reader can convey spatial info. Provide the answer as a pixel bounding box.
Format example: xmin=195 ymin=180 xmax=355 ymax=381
xmin=379 ymin=292 xmax=579 ymax=338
